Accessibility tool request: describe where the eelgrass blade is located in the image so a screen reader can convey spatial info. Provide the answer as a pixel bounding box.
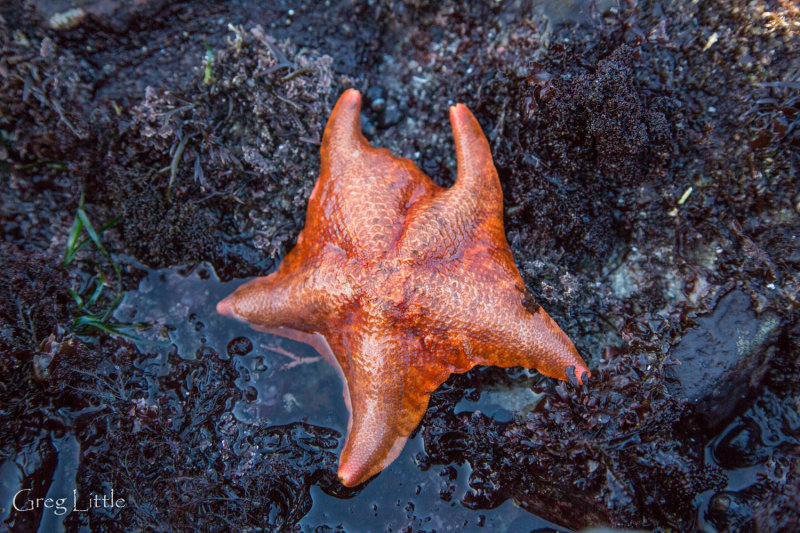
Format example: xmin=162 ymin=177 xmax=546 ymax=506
xmin=76 ymin=208 xmax=121 ymax=285
xmin=87 ymin=272 xmax=105 ymax=307
xmin=63 ymin=213 xmax=84 ymax=267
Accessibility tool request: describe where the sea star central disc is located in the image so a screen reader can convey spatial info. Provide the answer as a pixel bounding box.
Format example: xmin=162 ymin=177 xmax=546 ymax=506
xmin=217 ymin=89 xmax=590 ymax=487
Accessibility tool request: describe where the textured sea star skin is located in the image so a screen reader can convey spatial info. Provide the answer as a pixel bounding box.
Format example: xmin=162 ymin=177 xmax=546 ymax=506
xmin=217 ymin=89 xmax=590 ymax=487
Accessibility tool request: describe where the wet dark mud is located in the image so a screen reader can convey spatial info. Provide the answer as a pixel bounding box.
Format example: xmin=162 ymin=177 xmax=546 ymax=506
xmin=1 ymin=0 xmax=799 ymax=531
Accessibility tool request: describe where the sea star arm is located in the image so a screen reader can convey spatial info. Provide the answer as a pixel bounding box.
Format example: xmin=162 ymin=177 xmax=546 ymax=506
xmin=418 ymin=270 xmax=590 ymax=385
xmin=216 ymin=244 xmax=353 ymax=333
xmin=307 ymin=89 xmax=440 ymax=256
xmin=331 ymin=320 xmax=452 ymax=487
xmin=472 ymin=299 xmax=590 ymax=384
xmin=447 ymin=103 xmax=504 ymax=222
xmin=397 ymin=104 xmax=505 ymax=260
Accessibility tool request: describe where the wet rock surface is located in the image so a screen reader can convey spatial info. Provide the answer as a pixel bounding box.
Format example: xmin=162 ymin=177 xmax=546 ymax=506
xmin=1 ymin=0 xmax=799 ymax=531
xmin=667 ymin=289 xmax=780 ymax=429
xmin=703 ymin=390 xmax=800 ymax=532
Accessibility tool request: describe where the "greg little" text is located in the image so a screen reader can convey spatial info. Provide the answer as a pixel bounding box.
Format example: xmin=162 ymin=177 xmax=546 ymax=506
xmin=13 ymin=489 xmax=126 ymax=516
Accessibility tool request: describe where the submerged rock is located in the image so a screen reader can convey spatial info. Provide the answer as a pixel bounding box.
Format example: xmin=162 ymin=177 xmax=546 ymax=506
xmin=711 ymin=418 xmax=767 ymax=470
xmin=666 ymin=289 xmax=780 ymax=429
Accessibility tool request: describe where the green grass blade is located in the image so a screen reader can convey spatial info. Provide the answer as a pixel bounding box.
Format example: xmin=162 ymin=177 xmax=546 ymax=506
xmin=76 ymin=208 xmax=122 ymax=285
xmin=100 ymin=292 xmax=124 ymax=322
xmin=68 ymin=288 xmax=84 ymax=310
xmin=99 ymin=216 xmax=121 ymax=233
xmin=69 ymin=215 xmax=119 ymax=259
xmin=63 ymin=214 xmax=83 ymax=267
xmin=87 ymin=272 xmax=105 ymax=307
xmin=72 ymin=315 xmax=168 ymax=344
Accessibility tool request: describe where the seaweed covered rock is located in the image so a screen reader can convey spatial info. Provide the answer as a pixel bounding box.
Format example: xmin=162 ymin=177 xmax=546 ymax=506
xmin=667 ymin=289 xmax=781 ymax=429
xmin=522 ymin=45 xmax=673 ymax=184
xmin=96 ymin=25 xmax=335 ymax=275
xmin=30 ymin=0 xmax=172 ymax=32
xmin=0 ymin=243 xmax=73 ymax=352
xmin=0 ymin=27 xmax=95 ymax=165
xmin=421 ymin=314 xmax=725 ymax=530
xmin=1 ymin=0 xmax=799 ymax=530
xmin=502 ymin=44 xmax=678 ymax=264
xmin=707 ymin=402 xmax=800 ymax=533
xmin=68 ymin=344 xmax=341 ymax=532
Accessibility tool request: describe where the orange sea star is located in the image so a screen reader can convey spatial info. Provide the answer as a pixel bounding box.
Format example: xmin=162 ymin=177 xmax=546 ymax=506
xmin=217 ymin=89 xmax=590 ymax=487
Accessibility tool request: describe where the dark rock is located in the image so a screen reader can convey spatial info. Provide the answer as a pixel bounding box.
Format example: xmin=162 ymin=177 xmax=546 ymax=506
xmin=360 ymin=113 xmax=376 ymax=138
xmin=226 ymin=336 xmax=253 ymax=358
xmin=753 ymin=447 xmax=800 ymax=531
xmin=380 ymin=99 xmax=403 ymax=128
xmin=707 ymin=489 xmax=758 ymax=532
xmin=706 ymin=445 xmax=799 ymax=533
xmin=666 ymin=290 xmax=780 ymax=429
xmin=366 ymin=85 xmax=387 ymax=111
xmin=712 ymin=419 xmax=767 ymax=469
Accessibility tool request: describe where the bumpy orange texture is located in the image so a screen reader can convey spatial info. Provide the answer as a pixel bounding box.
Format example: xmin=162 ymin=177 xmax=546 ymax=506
xmin=217 ymin=89 xmax=590 ymax=487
